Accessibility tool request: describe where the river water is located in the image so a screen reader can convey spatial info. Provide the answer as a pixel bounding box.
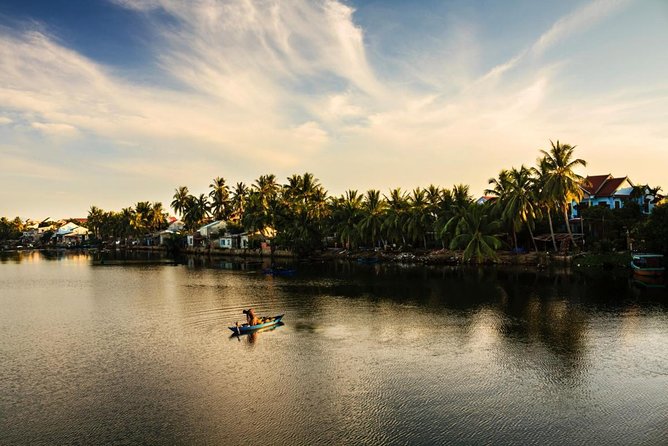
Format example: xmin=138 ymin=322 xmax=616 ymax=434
xmin=1 ymin=251 xmax=666 ymax=445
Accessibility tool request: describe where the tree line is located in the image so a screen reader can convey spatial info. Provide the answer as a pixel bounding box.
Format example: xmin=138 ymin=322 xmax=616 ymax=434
xmin=3 ymin=141 xmax=666 ymax=259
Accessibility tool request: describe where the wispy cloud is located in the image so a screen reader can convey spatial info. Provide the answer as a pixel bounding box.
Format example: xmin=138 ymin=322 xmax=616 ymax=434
xmin=0 ymin=0 xmax=666 ymax=218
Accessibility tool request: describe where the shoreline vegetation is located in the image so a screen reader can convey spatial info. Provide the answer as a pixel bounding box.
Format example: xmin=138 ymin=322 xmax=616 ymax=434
xmin=2 ymin=141 xmax=667 ymax=264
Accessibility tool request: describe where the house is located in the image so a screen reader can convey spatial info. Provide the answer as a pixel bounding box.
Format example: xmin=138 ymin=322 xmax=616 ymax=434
xmin=476 ymin=196 xmax=496 ymax=205
xmin=168 ymin=219 xmax=185 ymax=232
xmin=197 ymin=220 xmax=226 ymax=238
xmin=217 ymin=232 xmax=250 ymax=249
xmin=571 ymin=174 xmax=658 ymax=218
xmin=52 ymin=222 xmax=89 ymax=245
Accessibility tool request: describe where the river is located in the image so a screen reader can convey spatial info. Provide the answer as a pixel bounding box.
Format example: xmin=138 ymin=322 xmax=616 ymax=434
xmin=1 ymin=251 xmax=666 ymax=445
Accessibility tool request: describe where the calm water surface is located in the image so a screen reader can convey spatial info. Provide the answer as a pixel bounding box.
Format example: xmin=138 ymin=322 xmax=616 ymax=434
xmin=1 ymin=251 xmax=666 ymax=445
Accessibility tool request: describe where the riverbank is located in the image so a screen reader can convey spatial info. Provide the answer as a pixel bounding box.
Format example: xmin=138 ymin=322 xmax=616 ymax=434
xmin=2 ymin=245 xmax=636 ymax=272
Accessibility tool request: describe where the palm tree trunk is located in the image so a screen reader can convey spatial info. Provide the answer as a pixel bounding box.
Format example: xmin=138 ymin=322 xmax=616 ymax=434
xmin=563 ymin=206 xmax=575 ymax=246
xmin=547 ymin=211 xmax=557 ymax=251
xmin=527 ymin=224 xmax=538 ymax=252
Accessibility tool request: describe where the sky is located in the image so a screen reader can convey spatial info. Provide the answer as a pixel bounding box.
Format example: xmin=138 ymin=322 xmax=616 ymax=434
xmin=1 ymin=0 xmax=667 ymax=220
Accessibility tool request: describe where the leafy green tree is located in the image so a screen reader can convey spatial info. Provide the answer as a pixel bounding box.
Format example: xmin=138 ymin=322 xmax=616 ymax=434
xmin=638 ymin=203 xmax=668 ymax=254
xmin=171 ymin=186 xmax=190 ymax=219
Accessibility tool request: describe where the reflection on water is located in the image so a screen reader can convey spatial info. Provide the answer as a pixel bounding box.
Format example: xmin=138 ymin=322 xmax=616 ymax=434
xmin=0 ymin=251 xmax=666 ymax=445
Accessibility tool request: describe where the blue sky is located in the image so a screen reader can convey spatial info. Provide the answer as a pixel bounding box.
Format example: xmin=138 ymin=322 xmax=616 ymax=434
xmin=1 ymin=0 xmax=667 ymax=219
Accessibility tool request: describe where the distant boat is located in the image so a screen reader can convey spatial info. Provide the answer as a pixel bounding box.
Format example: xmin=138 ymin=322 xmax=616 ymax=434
xmin=630 ymin=254 xmax=665 ymax=277
xmin=229 ymin=314 xmax=284 ymax=335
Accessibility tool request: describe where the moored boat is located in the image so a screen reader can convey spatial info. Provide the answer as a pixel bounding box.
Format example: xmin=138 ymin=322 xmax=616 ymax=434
xmin=630 ymin=254 xmax=665 ymax=277
xmin=229 ymin=314 xmax=284 ymax=335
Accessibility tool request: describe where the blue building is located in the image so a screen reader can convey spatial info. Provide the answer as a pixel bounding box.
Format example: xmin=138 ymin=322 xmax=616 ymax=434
xmin=570 ymin=174 xmax=659 ymax=219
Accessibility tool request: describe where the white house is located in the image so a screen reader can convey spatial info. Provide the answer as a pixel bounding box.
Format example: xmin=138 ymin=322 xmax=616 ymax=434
xmin=197 ymin=220 xmax=226 ymax=238
xmin=167 ymin=219 xmax=185 ymax=232
xmin=53 ymin=222 xmax=89 ymax=244
xmin=217 ymin=233 xmax=250 ymax=249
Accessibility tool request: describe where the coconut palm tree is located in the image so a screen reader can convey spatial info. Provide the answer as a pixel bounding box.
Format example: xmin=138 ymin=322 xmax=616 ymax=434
xmin=133 ymin=201 xmax=152 ymax=234
xmin=330 ymin=190 xmax=363 ymax=249
xmin=171 ymin=186 xmax=190 ymax=219
xmin=439 ymin=184 xmax=474 ymax=244
xmin=539 ymin=140 xmax=587 ymax=246
xmin=406 ymin=188 xmax=431 ymax=249
xmin=149 ymin=202 xmax=168 ymax=232
xmin=449 ymin=203 xmax=502 ymax=262
xmin=87 ymin=206 xmax=105 ymax=239
xmin=230 ymin=182 xmax=248 ymax=223
xmin=502 ymin=166 xmax=540 ymax=252
xmin=383 ymin=188 xmax=409 ymax=247
xmin=359 ymin=189 xmax=387 ymax=248
xmin=532 ymin=157 xmax=558 ymax=251
xmin=209 ymin=177 xmax=231 ymax=221
xmin=183 ymin=194 xmax=210 ymax=230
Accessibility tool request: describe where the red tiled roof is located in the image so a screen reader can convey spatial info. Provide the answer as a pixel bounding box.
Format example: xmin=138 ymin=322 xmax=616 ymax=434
xmin=582 ymin=175 xmax=611 ymax=194
xmin=596 ymin=177 xmax=628 ymax=197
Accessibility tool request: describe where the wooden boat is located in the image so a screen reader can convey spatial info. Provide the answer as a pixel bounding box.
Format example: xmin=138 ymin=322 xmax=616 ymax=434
xmin=630 ymin=254 xmax=665 ymax=277
xmin=229 ymin=314 xmax=284 ymax=335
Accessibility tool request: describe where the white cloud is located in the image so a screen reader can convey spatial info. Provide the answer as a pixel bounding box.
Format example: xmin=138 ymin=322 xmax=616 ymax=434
xmin=0 ymin=0 xmax=666 ymax=218
xmin=31 ymin=121 xmax=78 ymax=136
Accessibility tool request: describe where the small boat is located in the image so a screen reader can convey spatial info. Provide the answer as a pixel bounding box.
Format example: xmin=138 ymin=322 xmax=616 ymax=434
xmin=229 ymin=314 xmax=284 ymax=335
xmin=630 ymin=254 xmax=665 ymax=277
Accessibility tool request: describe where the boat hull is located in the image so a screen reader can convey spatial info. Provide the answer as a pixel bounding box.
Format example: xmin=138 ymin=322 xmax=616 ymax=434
xmin=631 ymin=267 xmax=665 ymax=278
xmin=630 ymin=254 xmax=665 ymax=278
xmin=229 ymin=314 xmax=284 ymax=335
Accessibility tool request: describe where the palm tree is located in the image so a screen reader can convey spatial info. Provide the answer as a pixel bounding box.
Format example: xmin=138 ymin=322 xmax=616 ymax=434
xmin=87 ymin=206 xmax=105 ymax=239
xmin=134 ymin=201 xmax=152 ymax=234
xmin=532 ymin=158 xmax=558 ymax=251
xmin=383 ymin=188 xmax=409 ymax=247
xmin=449 ymin=203 xmax=502 ymax=262
xmin=149 ymin=202 xmax=167 ymax=232
xmin=406 ymin=188 xmax=431 ymax=249
xmin=183 ymin=194 xmax=210 ymax=230
xmin=359 ymin=189 xmax=387 ymax=248
xmin=171 ymin=186 xmax=190 ymax=219
xmin=330 ymin=190 xmax=363 ymax=249
xmin=539 ymin=140 xmax=587 ymax=246
xmin=502 ymin=166 xmax=540 ymax=252
xmin=439 ymin=184 xmax=474 ymax=245
xmin=230 ymin=182 xmax=248 ymax=223
xmin=209 ymin=177 xmax=231 ymax=221
xmin=280 ymin=173 xmax=328 ymax=254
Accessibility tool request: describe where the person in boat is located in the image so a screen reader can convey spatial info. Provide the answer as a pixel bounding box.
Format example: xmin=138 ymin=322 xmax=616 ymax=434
xmin=243 ymin=308 xmax=260 ymax=326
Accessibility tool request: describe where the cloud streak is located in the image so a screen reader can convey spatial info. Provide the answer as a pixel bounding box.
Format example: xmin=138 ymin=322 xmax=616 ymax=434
xmin=0 ymin=0 xmax=666 ymax=218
